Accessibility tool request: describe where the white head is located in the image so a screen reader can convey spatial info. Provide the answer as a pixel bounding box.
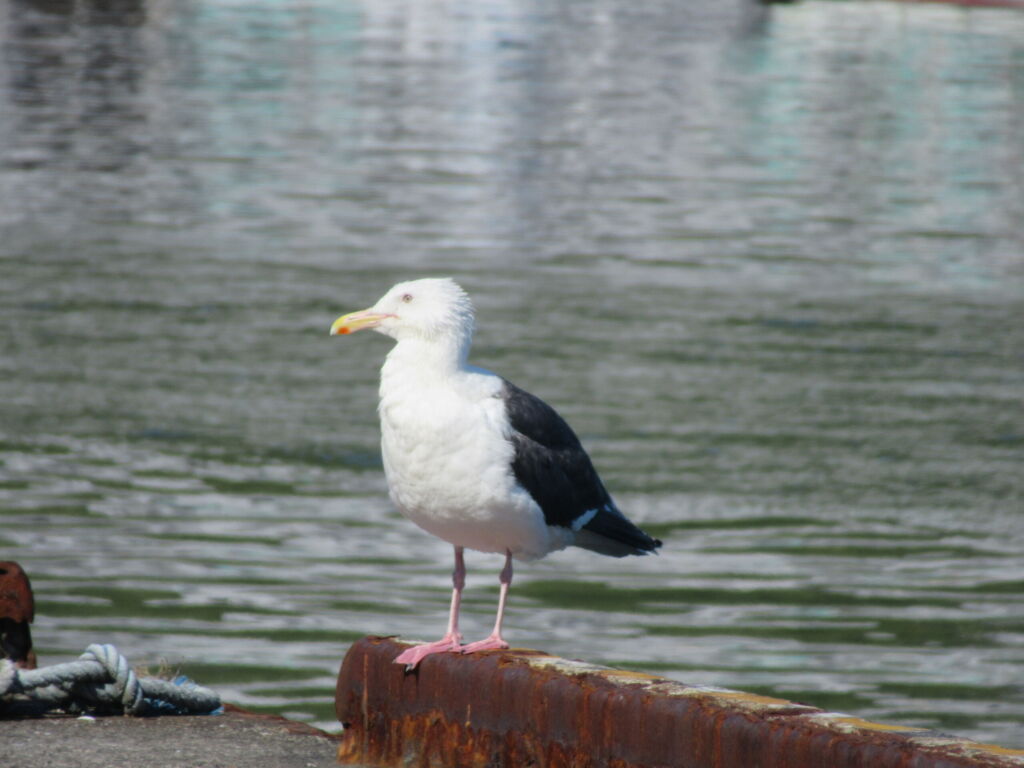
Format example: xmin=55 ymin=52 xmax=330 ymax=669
xmin=330 ymin=278 xmax=475 ymax=351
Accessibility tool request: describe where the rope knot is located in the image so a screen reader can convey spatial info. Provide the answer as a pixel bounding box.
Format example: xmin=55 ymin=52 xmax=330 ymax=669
xmin=79 ymin=644 xmax=144 ymax=715
xmin=0 ymin=644 xmax=219 ymax=717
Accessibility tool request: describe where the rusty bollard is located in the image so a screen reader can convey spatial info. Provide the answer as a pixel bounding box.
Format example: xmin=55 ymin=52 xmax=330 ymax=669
xmin=0 ymin=561 xmax=36 ymax=670
xmin=335 ymin=635 xmax=1024 ymax=768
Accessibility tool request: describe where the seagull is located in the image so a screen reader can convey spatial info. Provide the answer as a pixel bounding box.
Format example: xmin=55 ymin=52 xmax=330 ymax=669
xmin=330 ymin=278 xmax=661 ymax=669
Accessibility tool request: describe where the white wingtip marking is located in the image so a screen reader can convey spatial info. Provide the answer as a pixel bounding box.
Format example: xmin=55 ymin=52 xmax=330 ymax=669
xmin=571 ymin=508 xmax=599 ymax=531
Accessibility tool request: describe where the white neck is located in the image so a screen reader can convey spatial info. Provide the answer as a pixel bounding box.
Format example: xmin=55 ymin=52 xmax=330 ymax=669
xmin=380 ymin=335 xmax=470 ymax=390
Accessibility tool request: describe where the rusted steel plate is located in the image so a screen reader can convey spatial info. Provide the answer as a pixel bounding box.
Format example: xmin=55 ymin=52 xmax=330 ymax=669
xmin=335 ymin=636 xmax=1024 ymax=768
xmin=0 ymin=561 xmax=36 ymax=670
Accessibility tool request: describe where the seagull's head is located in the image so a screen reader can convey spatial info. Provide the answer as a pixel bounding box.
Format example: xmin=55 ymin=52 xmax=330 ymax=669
xmin=330 ymin=277 xmax=475 ymax=346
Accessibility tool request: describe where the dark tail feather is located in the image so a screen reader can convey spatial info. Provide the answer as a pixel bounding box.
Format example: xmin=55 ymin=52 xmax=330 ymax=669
xmin=574 ymin=507 xmax=662 ymax=558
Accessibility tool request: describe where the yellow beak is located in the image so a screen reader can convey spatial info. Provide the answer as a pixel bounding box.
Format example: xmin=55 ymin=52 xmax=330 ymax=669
xmin=329 ymin=309 xmax=393 ymax=336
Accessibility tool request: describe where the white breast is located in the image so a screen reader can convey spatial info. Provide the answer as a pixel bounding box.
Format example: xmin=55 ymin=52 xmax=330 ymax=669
xmin=377 ymin=351 xmax=567 ymax=560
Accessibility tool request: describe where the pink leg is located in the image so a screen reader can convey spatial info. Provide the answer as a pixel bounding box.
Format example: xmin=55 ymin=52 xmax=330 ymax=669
xmin=394 ymin=547 xmax=466 ymax=669
xmin=462 ymin=550 xmax=512 ymax=654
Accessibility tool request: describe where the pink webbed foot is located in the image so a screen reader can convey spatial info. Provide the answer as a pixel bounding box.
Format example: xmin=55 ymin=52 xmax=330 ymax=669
xmin=393 ymin=634 xmax=462 ymax=669
xmin=460 ymin=634 xmax=509 ymax=654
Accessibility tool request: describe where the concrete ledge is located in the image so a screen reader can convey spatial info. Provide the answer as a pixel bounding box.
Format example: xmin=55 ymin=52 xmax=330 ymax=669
xmin=335 ymin=636 xmax=1024 ymax=768
xmin=1 ymin=705 xmax=342 ymax=768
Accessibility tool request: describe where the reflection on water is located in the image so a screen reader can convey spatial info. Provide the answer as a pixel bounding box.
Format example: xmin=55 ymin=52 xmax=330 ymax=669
xmin=2 ymin=0 xmax=1023 ymax=745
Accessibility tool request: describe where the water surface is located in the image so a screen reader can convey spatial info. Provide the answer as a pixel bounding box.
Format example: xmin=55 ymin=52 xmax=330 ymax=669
xmin=1 ymin=0 xmax=1023 ymax=744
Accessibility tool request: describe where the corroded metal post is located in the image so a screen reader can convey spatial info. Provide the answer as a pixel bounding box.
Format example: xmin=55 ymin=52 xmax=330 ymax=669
xmin=336 ymin=636 xmax=1024 ymax=768
xmin=0 ymin=561 xmax=36 ymax=670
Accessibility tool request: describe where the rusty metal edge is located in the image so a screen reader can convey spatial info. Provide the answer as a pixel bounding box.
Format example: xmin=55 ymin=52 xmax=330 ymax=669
xmin=335 ymin=636 xmax=1024 ymax=768
xmin=0 ymin=561 xmax=36 ymax=670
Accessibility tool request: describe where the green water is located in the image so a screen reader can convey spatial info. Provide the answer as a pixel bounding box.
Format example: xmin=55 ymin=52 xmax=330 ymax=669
xmin=1 ymin=0 xmax=1023 ymax=746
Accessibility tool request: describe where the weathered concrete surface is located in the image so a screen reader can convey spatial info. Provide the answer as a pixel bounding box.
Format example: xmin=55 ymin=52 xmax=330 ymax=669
xmin=336 ymin=636 xmax=1024 ymax=768
xmin=1 ymin=705 xmax=346 ymax=768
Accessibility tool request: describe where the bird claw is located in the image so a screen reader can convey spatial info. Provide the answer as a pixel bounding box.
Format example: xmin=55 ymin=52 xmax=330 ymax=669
xmin=460 ymin=635 xmax=509 ymax=654
xmin=393 ymin=636 xmax=463 ymax=670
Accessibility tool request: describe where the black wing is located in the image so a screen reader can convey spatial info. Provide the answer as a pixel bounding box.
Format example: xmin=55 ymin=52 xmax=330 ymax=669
xmin=501 ymin=379 xmax=661 ymax=557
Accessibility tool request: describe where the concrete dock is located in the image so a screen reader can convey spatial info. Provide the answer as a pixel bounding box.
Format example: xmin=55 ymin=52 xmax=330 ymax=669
xmin=2 ymin=705 xmax=344 ymax=768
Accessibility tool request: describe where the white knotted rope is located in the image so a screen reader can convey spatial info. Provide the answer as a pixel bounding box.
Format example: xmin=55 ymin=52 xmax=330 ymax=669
xmin=0 ymin=644 xmax=221 ymax=717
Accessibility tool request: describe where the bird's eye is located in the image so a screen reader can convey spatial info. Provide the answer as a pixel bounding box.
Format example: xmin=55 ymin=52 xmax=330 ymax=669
xmin=401 ymin=293 xmax=413 ymax=303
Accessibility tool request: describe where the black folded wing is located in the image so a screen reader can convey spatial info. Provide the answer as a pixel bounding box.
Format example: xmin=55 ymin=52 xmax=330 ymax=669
xmin=500 ymin=379 xmax=661 ymax=557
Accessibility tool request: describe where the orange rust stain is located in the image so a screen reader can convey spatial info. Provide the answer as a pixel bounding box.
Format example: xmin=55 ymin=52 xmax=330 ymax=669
xmin=0 ymin=561 xmax=36 ymax=670
xmin=823 ymin=716 xmax=929 ymax=733
xmin=0 ymin=561 xmax=34 ymax=623
xmin=597 ymin=669 xmax=663 ymax=683
xmin=336 ymin=636 xmax=1024 ymax=768
xmin=701 ymin=689 xmax=813 ymax=713
xmin=967 ymin=744 xmax=1024 ymax=758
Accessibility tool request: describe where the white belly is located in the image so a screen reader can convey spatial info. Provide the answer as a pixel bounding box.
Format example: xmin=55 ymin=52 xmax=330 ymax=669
xmin=377 ymin=366 xmax=567 ymax=560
